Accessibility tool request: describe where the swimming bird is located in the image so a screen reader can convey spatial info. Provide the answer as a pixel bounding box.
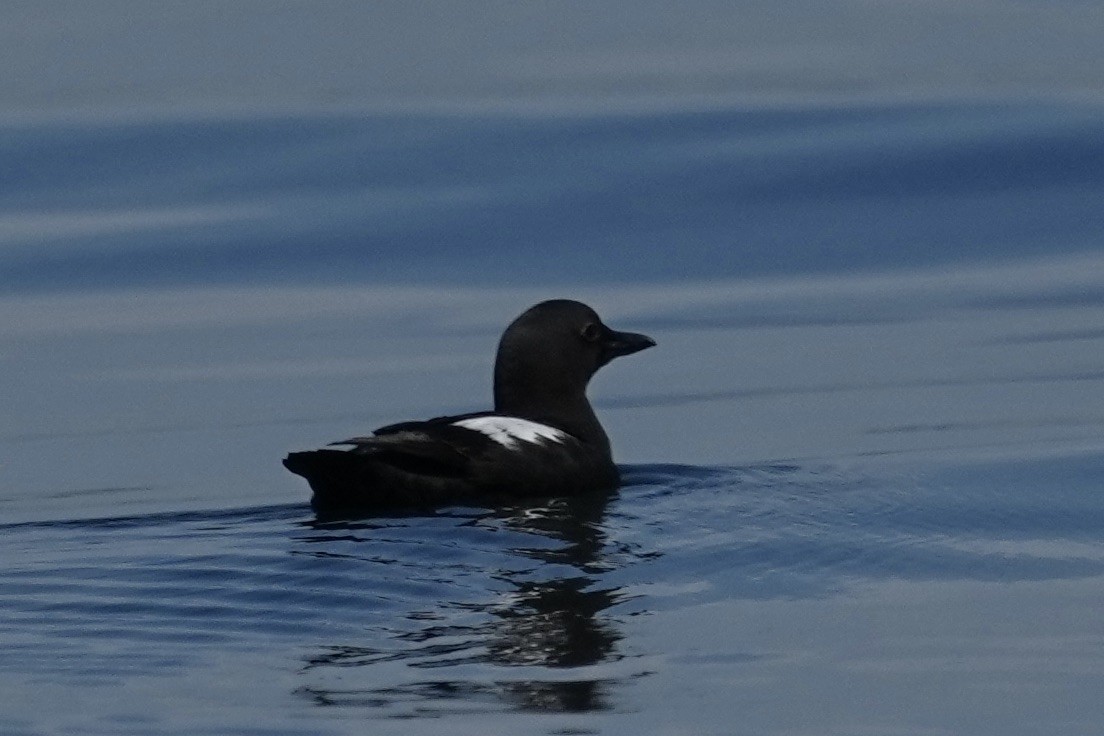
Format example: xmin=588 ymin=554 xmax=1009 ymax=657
xmin=283 ymin=299 xmax=655 ymax=514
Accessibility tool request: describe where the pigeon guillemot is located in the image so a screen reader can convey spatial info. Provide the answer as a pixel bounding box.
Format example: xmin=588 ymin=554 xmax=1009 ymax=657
xmin=283 ymin=299 xmax=655 ymax=513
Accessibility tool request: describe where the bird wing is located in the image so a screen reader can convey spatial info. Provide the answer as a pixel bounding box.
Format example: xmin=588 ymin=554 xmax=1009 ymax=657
xmin=328 ymin=413 xmax=499 ymax=478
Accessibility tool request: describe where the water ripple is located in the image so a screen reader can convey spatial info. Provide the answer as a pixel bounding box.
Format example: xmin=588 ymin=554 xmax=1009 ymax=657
xmin=2 ymin=456 xmax=1102 ymax=727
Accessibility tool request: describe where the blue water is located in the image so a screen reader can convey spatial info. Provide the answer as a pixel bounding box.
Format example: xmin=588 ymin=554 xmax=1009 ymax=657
xmin=3 ymin=98 xmax=1104 ymax=734
xmin=4 ymin=104 xmax=1103 ymax=292
xmin=3 ymin=460 xmax=1103 ymax=734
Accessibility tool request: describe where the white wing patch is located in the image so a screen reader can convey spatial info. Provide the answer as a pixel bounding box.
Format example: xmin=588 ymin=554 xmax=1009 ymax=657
xmin=453 ymin=416 xmax=568 ymax=449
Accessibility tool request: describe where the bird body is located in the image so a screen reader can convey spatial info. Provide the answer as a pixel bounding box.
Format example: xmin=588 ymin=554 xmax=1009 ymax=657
xmin=284 ymin=300 xmax=654 ymax=513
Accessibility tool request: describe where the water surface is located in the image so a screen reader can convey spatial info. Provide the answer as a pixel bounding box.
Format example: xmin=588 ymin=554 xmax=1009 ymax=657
xmin=2 ymin=99 xmax=1104 ymax=734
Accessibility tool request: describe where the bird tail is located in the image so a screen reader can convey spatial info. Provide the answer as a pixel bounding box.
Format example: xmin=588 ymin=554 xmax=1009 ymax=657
xmin=284 ymin=449 xmax=384 ymax=515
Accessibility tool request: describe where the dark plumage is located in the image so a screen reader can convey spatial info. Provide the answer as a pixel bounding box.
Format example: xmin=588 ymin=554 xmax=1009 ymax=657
xmin=283 ymin=299 xmax=655 ymax=514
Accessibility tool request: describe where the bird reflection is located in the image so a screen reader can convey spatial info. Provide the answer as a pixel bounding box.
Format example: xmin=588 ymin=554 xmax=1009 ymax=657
xmin=481 ymin=492 xmax=622 ymax=680
xmin=295 ymin=488 xmax=636 ymax=716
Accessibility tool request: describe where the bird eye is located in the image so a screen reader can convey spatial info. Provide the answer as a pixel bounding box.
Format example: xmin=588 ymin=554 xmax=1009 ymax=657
xmin=580 ymin=322 xmax=602 ymax=342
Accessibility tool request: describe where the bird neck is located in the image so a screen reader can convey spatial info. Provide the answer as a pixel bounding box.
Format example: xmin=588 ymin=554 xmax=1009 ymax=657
xmin=494 ymin=383 xmax=611 ymax=456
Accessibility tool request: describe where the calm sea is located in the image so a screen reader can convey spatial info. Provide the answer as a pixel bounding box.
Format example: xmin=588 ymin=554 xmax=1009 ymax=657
xmin=3 ymin=101 xmax=1104 ymax=734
